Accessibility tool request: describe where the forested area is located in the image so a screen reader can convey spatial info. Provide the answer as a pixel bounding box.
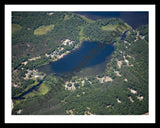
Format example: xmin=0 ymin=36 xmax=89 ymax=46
xmin=12 ymin=12 xmax=148 ymax=115
xmin=54 ymin=25 xmax=148 ymax=115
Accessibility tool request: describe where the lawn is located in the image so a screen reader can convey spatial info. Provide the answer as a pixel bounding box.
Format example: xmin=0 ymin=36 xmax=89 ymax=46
xmin=12 ymin=24 xmax=22 ymax=34
xmin=37 ymin=82 xmax=49 ymax=95
xmin=34 ymin=24 xmax=55 ymax=35
xmin=101 ymin=23 xmax=131 ymax=32
xmin=101 ymin=24 xmax=118 ymax=31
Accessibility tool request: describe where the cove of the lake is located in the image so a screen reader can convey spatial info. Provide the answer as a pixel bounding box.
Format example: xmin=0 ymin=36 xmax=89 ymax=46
xmin=38 ymin=41 xmax=114 ymax=76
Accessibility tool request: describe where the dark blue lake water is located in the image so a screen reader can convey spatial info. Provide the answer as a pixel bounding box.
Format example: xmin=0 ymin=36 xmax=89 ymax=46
xmin=38 ymin=41 xmax=114 ymax=75
xmin=74 ymin=11 xmax=148 ymax=29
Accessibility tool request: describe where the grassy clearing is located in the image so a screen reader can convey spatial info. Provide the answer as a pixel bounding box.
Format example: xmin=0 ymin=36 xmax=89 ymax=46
xmin=38 ymin=82 xmax=49 ymax=95
xmin=12 ymin=24 xmax=22 ymax=34
xmin=101 ymin=24 xmax=118 ymax=31
xmin=34 ymin=24 xmax=54 ymax=35
xmin=64 ymin=14 xmax=70 ymax=21
xmin=101 ymin=23 xmax=132 ymax=32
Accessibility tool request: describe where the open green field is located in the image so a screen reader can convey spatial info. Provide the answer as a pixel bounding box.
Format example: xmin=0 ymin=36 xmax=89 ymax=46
xmin=101 ymin=23 xmax=132 ymax=32
xmin=34 ymin=24 xmax=54 ymax=35
xmin=12 ymin=24 xmax=22 ymax=33
xmin=101 ymin=24 xmax=119 ymax=31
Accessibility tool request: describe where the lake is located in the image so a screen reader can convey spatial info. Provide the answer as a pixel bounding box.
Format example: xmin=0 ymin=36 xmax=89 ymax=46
xmin=38 ymin=11 xmax=148 ymax=76
xmin=74 ymin=11 xmax=148 ymax=29
xmin=13 ymin=41 xmax=112 ymax=100
xmin=38 ymin=41 xmax=114 ymax=76
xmin=12 ymin=12 xmax=148 ymax=100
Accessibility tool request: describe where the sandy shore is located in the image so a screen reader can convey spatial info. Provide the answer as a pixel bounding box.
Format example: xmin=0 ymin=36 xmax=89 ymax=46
xmin=58 ymin=51 xmax=70 ymax=59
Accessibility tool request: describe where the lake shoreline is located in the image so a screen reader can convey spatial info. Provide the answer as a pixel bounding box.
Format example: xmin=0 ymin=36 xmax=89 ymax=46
xmin=38 ymin=41 xmax=114 ymax=75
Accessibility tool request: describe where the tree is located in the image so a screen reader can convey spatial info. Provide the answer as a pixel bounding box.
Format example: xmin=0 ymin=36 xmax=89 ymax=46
xmin=67 ymin=83 xmax=72 ymax=87
xmin=74 ymin=83 xmax=80 ymax=88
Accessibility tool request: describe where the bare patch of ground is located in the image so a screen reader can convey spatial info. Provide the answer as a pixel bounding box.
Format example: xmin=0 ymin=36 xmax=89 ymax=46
xmin=128 ymin=96 xmax=134 ymax=103
xmin=128 ymin=88 xmax=137 ymax=94
xmin=66 ymin=109 xmax=74 ymax=115
xmin=117 ymin=61 xmax=122 ymax=68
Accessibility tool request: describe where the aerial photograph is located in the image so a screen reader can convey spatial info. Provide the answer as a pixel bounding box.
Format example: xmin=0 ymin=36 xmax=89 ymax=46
xmin=11 ymin=11 xmax=148 ymax=115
